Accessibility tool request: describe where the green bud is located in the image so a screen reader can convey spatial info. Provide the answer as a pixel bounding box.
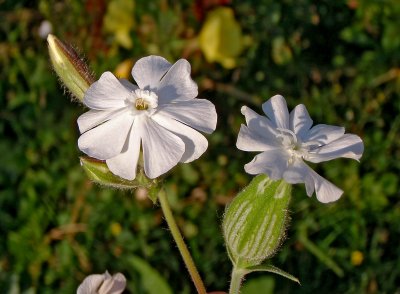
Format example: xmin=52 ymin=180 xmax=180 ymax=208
xmin=223 ymin=175 xmax=291 ymax=268
xmin=47 ymin=34 xmax=95 ymax=101
xmin=80 ymin=157 xmax=159 ymax=201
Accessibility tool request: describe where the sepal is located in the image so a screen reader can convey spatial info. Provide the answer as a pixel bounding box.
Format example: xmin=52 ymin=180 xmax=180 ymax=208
xmin=222 ymin=174 xmax=291 ymax=268
xmin=80 ymin=157 xmax=159 ymax=202
xmin=47 ymin=34 xmax=95 ymax=101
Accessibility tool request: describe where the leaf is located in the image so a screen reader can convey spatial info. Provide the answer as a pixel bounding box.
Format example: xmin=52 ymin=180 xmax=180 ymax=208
xmin=241 ymin=276 xmax=275 ymax=294
xmin=126 ymin=256 xmax=173 ymax=294
xmin=244 ymin=264 xmax=300 ymax=284
xmin=298 ymin=225 xmax=344 ymax=277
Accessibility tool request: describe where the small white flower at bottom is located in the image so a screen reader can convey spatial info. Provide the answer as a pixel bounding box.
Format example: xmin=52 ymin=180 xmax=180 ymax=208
xmin=236 ymin=95 xmax=364 ymax=203
xmin=77 ymin=271 xmax=126 ymax=294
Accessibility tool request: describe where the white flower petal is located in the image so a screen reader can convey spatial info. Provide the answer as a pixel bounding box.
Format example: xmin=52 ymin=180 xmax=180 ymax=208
xmin=131 ymin=55 xmax=172 ymax=90
xmin=307 ymin=168 xmax=343 ymax=203
xmin=77 ymin=274 xmax=104 ymax=294
xmin=141 ymin=118 xmax=185 ymax=178
xmin=156 ymin=99 xmax=217 ymax=133
xmin=106 ymin=119 xmax=141 ymax=180
xmin=119 ymin=78 xmax=139 ymax=92
xmin=303 ymin=124 xmax=345 ymax=145
xmin=244 ymin=149 xmax=290 ymax=180
xmin=77 ymin=108 xmax=128 ymax=133
xmin=84 ymin=72 xmax=130 ymax=110
xmin=78 ymin=113 xmax=134 ymax=160
xmin=289 ymin=104 xmax=313 ymax=139
xmin=98 ymin=273 xmax=126 ymax=294
xmin=282 ymin=159 xmax=309 ymax=184
xmin=306 ymin=134 xmax=364 ymax=163
xmin=261 ymin=95 xmax=290 ymax=129
xmin=283 ymin=160 xmax=343 ymax=203
xmin=156 ymin=59 xmax=198 ymax=104
xmin=107 ymin=273 xmax=126 ymax=294
xmin=152 ymin=114 xmax=208 ymax=163
xmin=240 ymin=106 xmax=277 ymax=141
xmin=236 ymin=124 xmax=279 ymax=152
xmin=98 ymin=278 xmax=113 ymax=293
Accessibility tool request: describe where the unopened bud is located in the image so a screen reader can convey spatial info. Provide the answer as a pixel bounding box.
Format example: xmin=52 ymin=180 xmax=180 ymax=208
xmin=47 ymin=34 xmax=95 ymax=101
xmin=223 ymin=175 xmax=291 ymax=268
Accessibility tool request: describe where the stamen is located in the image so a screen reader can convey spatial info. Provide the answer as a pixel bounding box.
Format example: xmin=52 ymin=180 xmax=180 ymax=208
xmin=274 ymin=128 xmax=312 ymax=165
xmin=135 ymin=98 xmax=148 ymax=110
xmin=129 ymin=89 xmax=159 ymax=112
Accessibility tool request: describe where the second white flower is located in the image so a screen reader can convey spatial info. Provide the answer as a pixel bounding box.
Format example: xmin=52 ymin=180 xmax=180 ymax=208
xmin=236 ymin=95 xmax=364 ymax=203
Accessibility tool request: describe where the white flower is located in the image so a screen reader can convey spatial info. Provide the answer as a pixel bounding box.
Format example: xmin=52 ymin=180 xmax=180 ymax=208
xmin=236 ymin=95 xmax=364 ymax=203
xmin=77 ymin=56 xmax=217 ymax=180
xmin=77 ymin=271 xmax=126 ymax=294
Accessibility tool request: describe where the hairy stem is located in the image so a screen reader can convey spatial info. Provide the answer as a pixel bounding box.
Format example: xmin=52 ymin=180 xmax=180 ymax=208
xmin=158 ymin=188 xmax=207 ymax=294
xmin=229 ymin=267 xmax=245 ymax=294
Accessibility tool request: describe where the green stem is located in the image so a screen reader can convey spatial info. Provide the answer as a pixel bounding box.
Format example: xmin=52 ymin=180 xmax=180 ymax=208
xmin=229 ymin=267 xmax=245 ymax=294
xmin=158 ymin=188 xmax=207 ymax=294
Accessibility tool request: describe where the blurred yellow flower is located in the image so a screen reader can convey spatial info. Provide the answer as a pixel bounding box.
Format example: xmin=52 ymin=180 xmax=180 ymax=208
xmin=351 ymin=250 xmax=364 ymax=266
xmin=199 ymin=7 xmax=245 ymax=69
xmin=114 ymin=59 xmax=134 ymax=79
xmin=110 ymin=222 xmax=122 ymax=237
xmin=103 ymin=0 xmax=135 ymax=49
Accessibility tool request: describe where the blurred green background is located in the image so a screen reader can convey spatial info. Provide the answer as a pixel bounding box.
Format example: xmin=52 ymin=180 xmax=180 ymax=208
xmin=1 ymin=0 xmax=400 ymax=293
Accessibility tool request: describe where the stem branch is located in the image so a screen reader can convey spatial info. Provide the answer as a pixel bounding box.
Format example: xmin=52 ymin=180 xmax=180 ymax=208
xmin=158 ymin=189 xmax=207 ymax=294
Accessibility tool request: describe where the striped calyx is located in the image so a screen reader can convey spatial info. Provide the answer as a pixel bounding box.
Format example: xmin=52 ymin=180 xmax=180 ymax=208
xmin=222 ymin=174 xmax=291 ymax=268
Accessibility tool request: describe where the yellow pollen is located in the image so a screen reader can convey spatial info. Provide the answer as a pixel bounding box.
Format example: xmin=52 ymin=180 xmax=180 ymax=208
xmin=135 ymin=98 xmax=148 ymax=110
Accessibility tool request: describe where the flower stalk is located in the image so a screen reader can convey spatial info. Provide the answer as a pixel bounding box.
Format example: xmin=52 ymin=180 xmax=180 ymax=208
xmin=229 ymin=267 xmax=245 ymax=294
xmin=158 ymin=188 xmax=207 ymax=294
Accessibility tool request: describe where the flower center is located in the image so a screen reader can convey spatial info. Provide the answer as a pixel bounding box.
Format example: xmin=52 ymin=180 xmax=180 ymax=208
xmin=276 ymin=128 xmax=308 ymax=164
xmin=125 ymin=89 xmax=159 ymax=117
xmin=132 ymin=89 xmax=158 ymax=111
xmin=135 ymin=98 xmax=148 ymax=110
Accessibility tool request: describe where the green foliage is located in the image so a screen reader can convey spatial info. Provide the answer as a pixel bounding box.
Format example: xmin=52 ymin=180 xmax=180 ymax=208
xmin=0 ymin=0 xmax=399 ymax=293
xmin=241 ymin=276 xmax=274 ymax=294
xmin=125 ymin=256 xmax=172 ymax=294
